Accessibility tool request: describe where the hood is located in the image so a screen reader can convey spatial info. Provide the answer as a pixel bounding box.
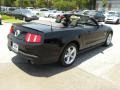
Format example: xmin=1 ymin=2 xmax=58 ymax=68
xmin=107 ymin=15 xmax=119 ymax=20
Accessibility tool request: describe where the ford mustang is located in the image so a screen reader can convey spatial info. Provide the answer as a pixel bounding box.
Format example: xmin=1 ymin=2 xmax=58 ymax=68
xmin=8 ymin=15 xmax=113 ymax=66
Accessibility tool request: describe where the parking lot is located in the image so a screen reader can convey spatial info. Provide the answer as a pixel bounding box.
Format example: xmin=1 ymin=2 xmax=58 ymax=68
xmin=0 ymin=22 xmax=120 ymax=90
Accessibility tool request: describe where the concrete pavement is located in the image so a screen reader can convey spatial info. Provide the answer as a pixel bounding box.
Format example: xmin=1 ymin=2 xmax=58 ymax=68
xmin=0 ymin=22 xmax=120 ymax=90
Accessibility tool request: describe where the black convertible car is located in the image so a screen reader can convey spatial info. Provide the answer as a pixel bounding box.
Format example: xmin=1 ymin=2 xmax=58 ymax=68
xmin=8 ymin=15 xmax=113 ymax=66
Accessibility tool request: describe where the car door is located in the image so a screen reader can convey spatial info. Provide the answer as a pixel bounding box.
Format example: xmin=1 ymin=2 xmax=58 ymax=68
xmin=77 ymin=16 xmax=105 ymax=48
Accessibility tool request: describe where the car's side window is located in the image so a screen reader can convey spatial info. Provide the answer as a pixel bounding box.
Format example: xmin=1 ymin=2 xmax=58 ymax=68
xmin=77 ymin=16 xmax=94 ymax=26
xmin=70 ymin=15 xmax=97 ymax=27
xmin=76 ymin=16 xmax=98 ymax=30
xmin=70 ymin=15 xmax=81 ymax=26
xmin=76 ymin=16 xmax=87 ymax=26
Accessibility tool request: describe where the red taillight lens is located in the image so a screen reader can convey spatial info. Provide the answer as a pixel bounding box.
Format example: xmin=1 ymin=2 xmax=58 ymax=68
xmin=25 ymin=33 xmax=42 ymax=43
xmin=10 ymin=26 xmax=14 ymax=33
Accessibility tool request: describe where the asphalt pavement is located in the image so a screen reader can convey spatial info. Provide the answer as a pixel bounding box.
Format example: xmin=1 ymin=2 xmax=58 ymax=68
xmin=0 ymin=22 xmax=120 ymax=90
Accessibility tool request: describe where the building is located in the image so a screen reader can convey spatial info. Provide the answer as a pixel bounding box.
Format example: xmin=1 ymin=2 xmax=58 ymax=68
xmin=96 ymin=0 xmax=120 ymax=11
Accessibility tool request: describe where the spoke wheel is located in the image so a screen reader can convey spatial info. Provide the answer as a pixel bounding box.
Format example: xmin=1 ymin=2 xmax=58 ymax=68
xmin=60 ymin=43 xmax=77 ymax=66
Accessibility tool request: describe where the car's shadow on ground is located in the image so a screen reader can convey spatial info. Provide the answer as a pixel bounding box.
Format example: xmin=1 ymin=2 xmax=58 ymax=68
xmin=12 ymin=44 xmax=113 ymax=77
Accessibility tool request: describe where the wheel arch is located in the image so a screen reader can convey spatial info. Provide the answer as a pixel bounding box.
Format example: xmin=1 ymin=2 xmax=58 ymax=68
xmin=108 ymin=30 xmax=113 ymax=36
xmin=67 ymin=40 xmax=80 ymax=51
xmin=61 ymin=40 xmax=80 ymax=54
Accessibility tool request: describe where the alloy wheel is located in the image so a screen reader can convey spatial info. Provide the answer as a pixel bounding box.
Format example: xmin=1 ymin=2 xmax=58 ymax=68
xmin=64 ymin=46 xmax=77 ymax=65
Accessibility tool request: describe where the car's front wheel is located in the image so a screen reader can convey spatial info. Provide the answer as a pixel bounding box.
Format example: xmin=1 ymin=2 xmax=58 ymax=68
xmin=104 ymin=33 xmax=112 ymax=46
xmin=60 ymin=43 xmax=77 ymax=67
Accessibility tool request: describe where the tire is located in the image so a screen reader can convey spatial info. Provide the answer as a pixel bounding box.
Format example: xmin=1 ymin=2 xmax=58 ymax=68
xmin=116 ymin=19 xmax=119 ymax=24
xmin=104 ymin=33 xmax=112 ymax=46
xmin=60 ymin=43 xmax=77 ymax=67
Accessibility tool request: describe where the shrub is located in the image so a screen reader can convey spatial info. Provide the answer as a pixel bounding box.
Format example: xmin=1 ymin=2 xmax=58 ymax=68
xmin=1 ymin=15 xmax=15 ymax=20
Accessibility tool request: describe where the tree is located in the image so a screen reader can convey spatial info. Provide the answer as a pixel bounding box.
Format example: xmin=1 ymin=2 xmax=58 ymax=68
xmin=0 ymin=0 xmax=95 ymax=10
xmin=35 ymin=0 xmax=46 ymax=8
xmin=102 ymin=0 xmax=108 ymax=8
xmin=0 ymin=0 xmax=5 ymax=6
xmin=89 ymin=0 xmax=96 ymax=9
xmin=76 ymin=0 xmax=90 ymax=9
xmin=53 ymin=0 xmax=76 ymax=10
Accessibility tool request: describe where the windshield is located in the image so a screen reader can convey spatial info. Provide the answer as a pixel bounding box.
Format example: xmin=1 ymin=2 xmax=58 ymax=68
xmin=21 ymin=9 xmax=35 ymax=15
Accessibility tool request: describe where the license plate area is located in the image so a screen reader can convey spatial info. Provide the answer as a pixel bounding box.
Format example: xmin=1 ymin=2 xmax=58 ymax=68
xmin=12 ymin=43 xmax=19 ymax=52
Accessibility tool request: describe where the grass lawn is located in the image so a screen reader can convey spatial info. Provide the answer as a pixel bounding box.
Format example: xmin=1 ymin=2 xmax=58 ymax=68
xmin=3 ymin=19 xmax=24 ymax=23
xmin=1 ymin=15 xmax=24 ymax=23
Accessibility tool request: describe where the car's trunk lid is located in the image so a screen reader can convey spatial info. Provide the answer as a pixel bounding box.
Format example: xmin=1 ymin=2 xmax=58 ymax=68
xmin=15 ymin=22 xmax=52 ymax=33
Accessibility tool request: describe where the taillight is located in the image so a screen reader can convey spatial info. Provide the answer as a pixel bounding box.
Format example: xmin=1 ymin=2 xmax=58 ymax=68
xmin=25 ymin=33 xmax=42 ymax=43
xmin=10 ymin=26 xmax=14 ymax=33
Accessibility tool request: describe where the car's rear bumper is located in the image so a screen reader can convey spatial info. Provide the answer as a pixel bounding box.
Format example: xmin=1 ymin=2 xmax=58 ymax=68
xmin=8 ymin=42 xmax=60 ymax=64
xmin=8 ymin=34 xmax=62 ymax=64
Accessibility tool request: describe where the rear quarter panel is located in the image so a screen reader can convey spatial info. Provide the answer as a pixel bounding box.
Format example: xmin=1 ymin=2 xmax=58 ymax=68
xmin=44 ymin=28 xmax=84 ymax=51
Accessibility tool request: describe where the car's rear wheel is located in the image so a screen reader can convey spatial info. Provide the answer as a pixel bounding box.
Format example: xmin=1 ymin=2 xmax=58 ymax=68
xmin=104 ymin=33 xmax=112 ymax=46
xmin=60 ymin=43 xmax=77 ymax=67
